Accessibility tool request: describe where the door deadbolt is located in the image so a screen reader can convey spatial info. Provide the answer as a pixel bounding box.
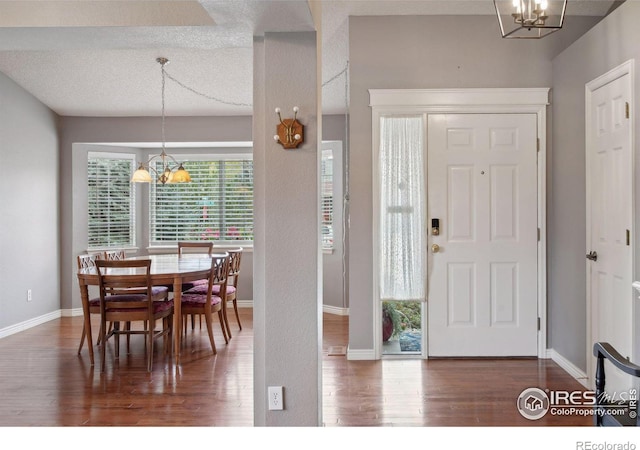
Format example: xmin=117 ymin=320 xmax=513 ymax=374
xmin=431 ymin=218 xmax=440 ymax=236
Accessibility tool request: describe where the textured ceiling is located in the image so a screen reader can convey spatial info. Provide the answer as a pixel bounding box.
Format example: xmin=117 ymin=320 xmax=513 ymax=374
xmin=0 ymin=0 xmax=622 ymax=117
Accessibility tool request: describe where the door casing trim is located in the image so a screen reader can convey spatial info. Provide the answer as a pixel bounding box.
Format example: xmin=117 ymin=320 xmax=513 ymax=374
xmin=369 ymin=88 xmax=550 ymax=359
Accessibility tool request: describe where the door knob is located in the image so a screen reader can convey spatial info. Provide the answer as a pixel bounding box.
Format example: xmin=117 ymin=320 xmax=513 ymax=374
xmin=586 ymin=251 xmax=598 ymax=261
xmin=431 ymin=244 xmax=440 ymax=253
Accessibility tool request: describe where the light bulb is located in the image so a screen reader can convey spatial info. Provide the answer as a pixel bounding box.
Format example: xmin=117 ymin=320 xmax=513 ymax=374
xmin=294 ymin=134 xmax=301 ymax=140
xmin=538 ymin=0 xmax=547 ymax=9
xmin=275 ymin=107 xmax=280 ymax=114
xmin=273 ymin=135 xmax=279 ymax=141
xmin=293 ymin=106 xmax=299 ymax=113
xmin=512 ymin=0 xmax=521 ymax=13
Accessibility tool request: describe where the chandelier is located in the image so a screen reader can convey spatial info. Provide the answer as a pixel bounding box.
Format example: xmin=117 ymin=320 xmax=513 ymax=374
xmin=131 ymin=57 xmax=191 ymax=185
xmin=494 ymin=0 xmax=567 ymax=39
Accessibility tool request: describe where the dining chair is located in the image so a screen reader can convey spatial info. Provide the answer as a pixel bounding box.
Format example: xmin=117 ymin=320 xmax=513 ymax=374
xmin=180 ymin=253 xmax=230 ymax=354
xmin=76 ymin=253 xmax=106 ymax=354
xmin=177 ymin=241 xmax=215 ymax=329
xmin=103 ymin=249 xmax=126 ymax=261
xmin=95 ymin=259 xmax=173 ymax=372
xmin=164 ymin=242 xmax=214 ymax=294
xmin=192 ymin=247 xmax=243 ymax=337
xmin=178 ymin=241 xmax=214 ymax=257
xmin=103 ymin=248 xmax=135 ymax=346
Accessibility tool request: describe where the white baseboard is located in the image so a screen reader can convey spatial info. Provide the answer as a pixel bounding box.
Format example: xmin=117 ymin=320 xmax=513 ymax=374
xmin=2 ymin=302 xmax=347 ymax=340
xmin=347 ymin=347 xmax=375 ymax=360
xmin=323 ymin=305 xmax=349 ymax=316
xmin=55 ymin=302 xmax=342 ymax=316
xmin=235 ymin=301 xmax=348 ymax=317
xmin=62 ymin=308 xmax=83 ymax=317
xmin=236 ymin=300 xmax=253 ymax=308
xmin=547 ymin=348 xmax=590 ymax=388
xmin=0 ymin=310 xmax=62 ymax=339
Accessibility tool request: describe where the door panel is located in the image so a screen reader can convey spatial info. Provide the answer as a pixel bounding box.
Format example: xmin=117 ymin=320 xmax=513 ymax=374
xmin=587 ymin=73 xmax=633 ymax=393
xmin=428 ymin=113 xmax=538 ymax=357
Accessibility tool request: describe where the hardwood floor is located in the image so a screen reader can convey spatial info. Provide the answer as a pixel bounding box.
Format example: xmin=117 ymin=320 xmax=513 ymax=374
xmin=0 ymin=310 xmax=591 ymax=427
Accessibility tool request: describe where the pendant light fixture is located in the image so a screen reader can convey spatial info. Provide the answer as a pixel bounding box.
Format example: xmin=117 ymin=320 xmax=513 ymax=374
xmin=494 ymin=0 xmax=567 ymax=39
xmin=131 ymin=57 xmax=191 ymax=185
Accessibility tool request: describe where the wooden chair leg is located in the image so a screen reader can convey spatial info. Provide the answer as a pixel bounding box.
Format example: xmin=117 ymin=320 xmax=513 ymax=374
xmin=222 ymin=303 xmax=232 ymax=339
xmin=163 ymin=317 xmax=172 ymax=356
xmin=126 ymin=321 xmax=131 ymax=353
xmin=147 ymin=320 xmax=154 ymax=372
xmin=100 ymin=316 xmax=107 ymax=372
xmin=77 ymin=325 xmax=86 ymax=354
xmin=233 ymin=299 xmax=242 ymax=330
xmin=218 ymin=311 xmax=229 ymax=344
xmin=204 ymin=313 xmax=217 ymax=354
xmin=114 ymin=322 xmax=120 ymax=358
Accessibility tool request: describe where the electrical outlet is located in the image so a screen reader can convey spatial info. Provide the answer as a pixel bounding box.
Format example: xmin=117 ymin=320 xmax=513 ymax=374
xmin=268 ymin=386 xmax=284 ymax=411
xmin=27 ymin=289 xmax=32 ymax=302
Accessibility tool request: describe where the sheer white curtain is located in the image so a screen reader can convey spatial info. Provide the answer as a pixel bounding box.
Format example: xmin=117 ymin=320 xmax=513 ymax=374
xmin=379 ymin=115 xmax=426 ymax=302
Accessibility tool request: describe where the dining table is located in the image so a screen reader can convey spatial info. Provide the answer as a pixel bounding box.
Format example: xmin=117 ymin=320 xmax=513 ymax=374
xmin=77 ymin=252 xmax=223 ymax=366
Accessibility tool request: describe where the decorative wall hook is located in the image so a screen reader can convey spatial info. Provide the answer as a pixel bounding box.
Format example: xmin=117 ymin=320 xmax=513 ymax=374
xmin=273 ymin=106 xmax=304 ymax=149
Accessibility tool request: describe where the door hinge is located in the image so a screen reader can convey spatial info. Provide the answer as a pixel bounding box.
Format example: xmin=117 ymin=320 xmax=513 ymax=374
xmin=626 ymin=229 xmax=630 ymax=246
xmin=537 ymin=317 xmax=541 ymax=331
xmin=537 ymin=228 xmax=541 ymax=242
xmin=536 ymin=138 xmax=540 ymax=152
xmin=626 ymin=102 xmax=630 ymax=119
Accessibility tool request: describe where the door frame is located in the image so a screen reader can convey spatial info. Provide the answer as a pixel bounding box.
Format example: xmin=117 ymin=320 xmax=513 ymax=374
xmin=370 ymin=88 xmax=550 ymax=359
xmin=585 ymin=60 xmax=635 ymax=389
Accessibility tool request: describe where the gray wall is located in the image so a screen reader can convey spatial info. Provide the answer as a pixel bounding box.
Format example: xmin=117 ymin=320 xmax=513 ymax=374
xmin=551 ymin=1 xmax=640 ymax=369
xmin=347 ymin=14 xmax=600 ymax=352
xmin=0 ymin=71 xmax=59 ymax=329
xmin=58 ymin=114 xmax=347 ymax=318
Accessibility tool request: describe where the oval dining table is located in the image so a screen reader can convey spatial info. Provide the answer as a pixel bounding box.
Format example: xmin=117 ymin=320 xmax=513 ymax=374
xmin=77 ymin=253 xmax=223 ymax=366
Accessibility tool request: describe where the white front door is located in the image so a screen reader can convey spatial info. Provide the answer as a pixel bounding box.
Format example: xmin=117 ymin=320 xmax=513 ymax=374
xmin=427 ymin=113 xmax=538 ymax=357
xmin=586 ymin=70 xmax=633 ymax=392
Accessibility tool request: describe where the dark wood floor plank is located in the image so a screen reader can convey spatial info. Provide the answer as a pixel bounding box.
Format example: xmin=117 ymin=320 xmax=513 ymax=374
xmin=0 ymin=310 xmax=591 ymax=426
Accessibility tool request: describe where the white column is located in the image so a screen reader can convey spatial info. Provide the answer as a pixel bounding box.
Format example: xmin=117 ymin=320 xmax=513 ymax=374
xmin=253 ymin=30 xmax=322 ymax=426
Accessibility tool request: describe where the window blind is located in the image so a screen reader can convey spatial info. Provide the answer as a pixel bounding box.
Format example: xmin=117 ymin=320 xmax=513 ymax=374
xmin=87 ymin=153 xmax=136 ymax=249
xmin=321 ymin=149 xmax=334 ymax=250
xmin=150 ymin=156 xmax=254 ymax=245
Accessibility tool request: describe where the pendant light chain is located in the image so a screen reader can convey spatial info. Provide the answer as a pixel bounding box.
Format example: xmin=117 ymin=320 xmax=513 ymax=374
xmin=161 ymin=59 xmax=167 ymax=154
xmin=162 ymin=62 xmax=350 ymax=108
xmin=163 ymin=70 xmax=252 ymax=107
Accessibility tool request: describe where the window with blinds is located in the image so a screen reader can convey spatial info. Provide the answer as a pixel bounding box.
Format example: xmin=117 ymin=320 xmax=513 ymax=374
xmin=150 ymin=155 xmax=254 ymax=245
xmin=87 ymin=152 xmax=136 ymax=249
xmin=321 ymin=149 xmax=334 ymax=251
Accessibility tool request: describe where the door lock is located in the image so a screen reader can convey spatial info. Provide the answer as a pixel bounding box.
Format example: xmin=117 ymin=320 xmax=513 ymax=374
xmin=431 ymin=244 xmax=440 ymax=253
xmin=431 ymin=218 xmax=440 ymax=236
xmin=586 ymin=251 xmax=598 ymax=262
